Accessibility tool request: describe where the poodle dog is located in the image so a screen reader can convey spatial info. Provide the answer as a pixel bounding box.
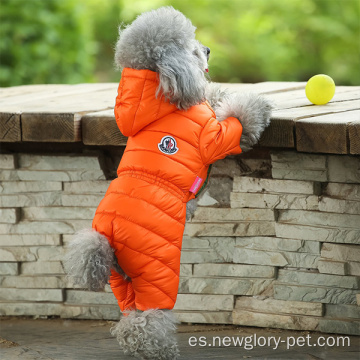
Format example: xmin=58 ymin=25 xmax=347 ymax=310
xmin=64 ymin=6 xmax=271 ymax=360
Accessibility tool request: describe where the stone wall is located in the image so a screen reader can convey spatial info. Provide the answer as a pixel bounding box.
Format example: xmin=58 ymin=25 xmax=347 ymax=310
xmin=0 ymin=150 xmax=359 ymax=335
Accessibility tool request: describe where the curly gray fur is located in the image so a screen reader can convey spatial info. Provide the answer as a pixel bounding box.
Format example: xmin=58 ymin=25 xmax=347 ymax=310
xmin=63 ymin=229 xmax=128 ymax=291
xmin=186 ymin=198 xmax=198 ymax=221
xmin=115 ymin=6 xmax=208 ymax=110
xmin=111 ymin=309 xmax=179 ymax=360
xmin=215 ymin=92 xmax=273 ymax=152
xmin=205 ymin=82 xmax=230 ymax=110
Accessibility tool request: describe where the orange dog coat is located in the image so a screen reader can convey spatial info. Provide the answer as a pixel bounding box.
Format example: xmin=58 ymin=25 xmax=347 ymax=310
xmin=92 ymin=68 xmax=243 ymax=311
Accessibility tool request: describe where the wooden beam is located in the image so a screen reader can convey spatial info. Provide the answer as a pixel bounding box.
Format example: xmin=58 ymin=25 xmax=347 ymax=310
xmin=296 ymin=110 xmax=360 ymax=154
xmin=348 ymin=118 xmax=360 ymax=155
xmin=0 ymin=83 xmax=358 ymax=154
xmin=0 ymin=112 xmax=21 ymax=142
xmin=21 ymin=113 xmax=82 ymax=142
xmin=259 ymin=117 xmax=295 ymax=148
xmin=0 ymin=84 xmax=118 ymax=143
xmin=82 ymin=110 xmax=127 ymax=146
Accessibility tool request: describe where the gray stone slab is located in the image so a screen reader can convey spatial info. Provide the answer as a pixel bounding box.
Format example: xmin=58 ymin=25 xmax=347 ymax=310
xmin=318 ymin=259 xmax=348 ymax=275
xmin=0 ymin=169 xmax=106 ymax=181
xmin=0 ymin=181 xmax=62 ymax=193
xmin=278 ymin=209 xmax=360 ymax=229
xmin=0 ymin=208 xmax=19 ymax=223
xmin=63 ymin=180 xmax=111 ymax=193
xmin=321 ymin=243 xmax=360 ymax=262
xmin=18 ymin=154 xmax=102 ymax=171
xmin=277 ymin=269 xmax=360 ymax=289
xmin=233 ymin=248 xmax=319 ymax=268
xmin=22 ymin=207 xmax=97 ymax=220
xmin=174 ymin=294 xmax=234 ymax=311
xmin=0 ymin=192 xmax=62 ymax=207
xmin=231 ymin=192 xmax=319 ymax=211
xmin=235 ymin=296 xmax=323 ymax=316
xmin=233 ymin=176 xmax=318 ymax=195
xmin=184 ymin=221 xmax=275 ymax=237
xmin=318 ymin=318 xmax=360 ymax=336
xmin=0 ymin=234 xmax=61 ymax=246
xmin=0 ymin=262 xmax=18 ymax=275
xmin=0 ymin=220 xmax=91 ymax=235
xmin=328 ymin=155 xmax=360 ymax=183
xmin=0 ymin=288 xmax=63 ymax=302
xmin=325 ymin=303 xmax=360 ymax=320
xmin=235 ymin=236 xmax=321 ymax=254
xmin=272 ymin=168 xmax=327 ymax=182
xmin=179 ymin=277 xmax=273 ymax=295
xmin=0 ymin=247 xmax=36 ymax=262
xmin=66 ymin=290 xmax=117 ymax=305
xmin=21 ymin=261 xmax=65 ymax=275
xmin=275 ymin=223 xmax=360 ymax=244
xmin=193 ymin=263 xmax=276 ymax=278
xmin=0 ymin=275 xmax=65 ymax=289
xmin=192 ymin=207 xmax=274 ymax=222
xmin=274 ymin=284 xmax=358 ymax=304
xmin=324 ymin=182 xmax=360 ymax=201
xmin=0 ymin=154 xmax=17 ymax=169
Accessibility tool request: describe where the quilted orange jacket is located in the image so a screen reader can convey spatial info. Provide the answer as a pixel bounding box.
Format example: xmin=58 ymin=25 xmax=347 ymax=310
xmin=92 ymin=68 xmax=243 ymax=311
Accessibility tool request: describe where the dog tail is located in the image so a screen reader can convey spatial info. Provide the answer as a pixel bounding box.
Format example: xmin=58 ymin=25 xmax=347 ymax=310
xmin=63 ymin=228 xmax=127 ymax=291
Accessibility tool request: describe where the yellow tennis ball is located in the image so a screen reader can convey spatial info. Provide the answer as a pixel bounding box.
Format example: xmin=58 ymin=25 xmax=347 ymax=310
xmin=305 ymin=74 xmax=335 ymax=105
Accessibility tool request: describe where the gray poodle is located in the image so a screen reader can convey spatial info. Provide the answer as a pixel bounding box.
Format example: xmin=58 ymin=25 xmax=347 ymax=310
xmin=65 ymin=6 xmax=272 ymax=360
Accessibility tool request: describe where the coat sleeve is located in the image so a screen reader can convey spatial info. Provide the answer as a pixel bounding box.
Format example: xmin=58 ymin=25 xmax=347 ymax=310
xmin=199 ymin=116 xmax=243 ymax=165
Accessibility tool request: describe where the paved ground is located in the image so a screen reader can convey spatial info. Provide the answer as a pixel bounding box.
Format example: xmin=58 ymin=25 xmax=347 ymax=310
xmin=0 ymin=317 xmax=359 ymax=359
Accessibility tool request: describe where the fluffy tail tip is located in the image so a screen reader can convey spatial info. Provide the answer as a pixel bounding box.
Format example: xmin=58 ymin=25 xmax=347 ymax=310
xmin=63 ymin=229 xmax=114 ymax=291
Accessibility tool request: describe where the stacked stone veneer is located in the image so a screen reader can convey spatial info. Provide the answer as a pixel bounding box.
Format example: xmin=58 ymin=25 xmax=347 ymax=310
xmin=0 ymin=150 xmax=359 ymax=335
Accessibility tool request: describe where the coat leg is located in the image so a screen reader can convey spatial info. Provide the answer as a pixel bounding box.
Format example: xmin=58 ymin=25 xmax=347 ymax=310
xmin=110 ymin=269 xmax=135 ymax=311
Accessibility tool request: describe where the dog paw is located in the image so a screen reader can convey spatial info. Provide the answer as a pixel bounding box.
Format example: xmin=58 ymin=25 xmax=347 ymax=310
xmin=216 ymin=92 xmax=273 ymax=152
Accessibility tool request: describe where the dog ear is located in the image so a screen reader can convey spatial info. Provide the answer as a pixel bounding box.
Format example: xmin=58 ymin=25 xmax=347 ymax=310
xmin=156 ymin=45 xmax=207 ymax=110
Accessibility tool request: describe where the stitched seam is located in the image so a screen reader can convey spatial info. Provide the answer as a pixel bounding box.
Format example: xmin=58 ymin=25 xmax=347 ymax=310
xmin=174 ymin=112 xmax=204 ymax=127
xmin=105 ymin=190 xmax=185 ymax=225
xmin=119 ymin=241 xmax=179 ymax=277
xmin=95 ymin=210 xmax=182 ymax=251
xmin=139 ymin=276 xmax=177 ymax=304
xmin=205 ymin=143 xmax=241 ymax=166
xmin=125 ymin=148 xmax=198 ymax=176
xmin=198 ymin=117 xmax=214 ymax=164
xmin=143 ymin=129 xmax=201 ymax=152
xmin=122 ymin=75 xmax=158 ymax=83
xmin=155 ymin=89 xmax=163 ymax=119
xmin=131 ymin=78 xmax=147 ymax=134
xmin=117 ymin=171 xmax=185 ymax=199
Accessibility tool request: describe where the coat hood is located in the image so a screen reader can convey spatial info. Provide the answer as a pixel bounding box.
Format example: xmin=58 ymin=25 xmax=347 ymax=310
xmin=114 ymin=68 xmax=178 ymax=137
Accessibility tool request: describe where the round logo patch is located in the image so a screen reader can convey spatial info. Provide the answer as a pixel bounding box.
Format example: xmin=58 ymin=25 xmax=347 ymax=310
xmin=158 ymin=136 xmax=179 ymax=155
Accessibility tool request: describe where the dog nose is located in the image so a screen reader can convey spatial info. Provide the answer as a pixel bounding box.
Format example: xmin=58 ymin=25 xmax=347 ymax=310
xmin=206 ymin=47 xmax=210 ymax=55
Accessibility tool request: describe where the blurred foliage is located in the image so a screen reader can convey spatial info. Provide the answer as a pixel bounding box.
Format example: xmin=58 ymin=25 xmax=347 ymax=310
xmin=1 ymin=0 xmax=359 ymax=86
xmin=0 ymin=0 xmax=96 ymax=86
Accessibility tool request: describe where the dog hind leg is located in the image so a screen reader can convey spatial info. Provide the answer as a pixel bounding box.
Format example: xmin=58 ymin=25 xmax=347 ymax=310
xmin=111 ymin=309 xmax=179 ymax=360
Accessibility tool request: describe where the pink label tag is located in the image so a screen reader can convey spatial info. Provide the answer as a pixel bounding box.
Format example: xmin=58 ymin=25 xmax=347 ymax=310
xmin=190 ymin=177 xmax=203 ymax=193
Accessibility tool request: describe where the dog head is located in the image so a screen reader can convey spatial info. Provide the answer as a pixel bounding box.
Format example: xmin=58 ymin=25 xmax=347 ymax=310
xmin=115 ymin=7 xmax=209 ymax=110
